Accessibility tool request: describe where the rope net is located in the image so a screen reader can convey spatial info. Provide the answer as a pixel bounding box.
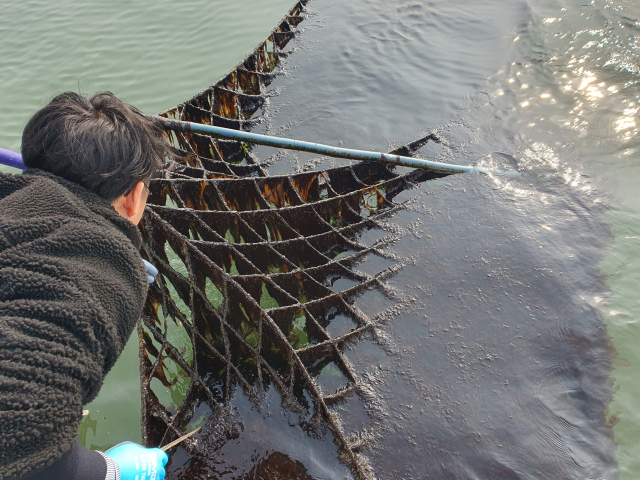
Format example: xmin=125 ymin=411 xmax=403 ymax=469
xmin=139 ymin=1 xmax=448 ymax=478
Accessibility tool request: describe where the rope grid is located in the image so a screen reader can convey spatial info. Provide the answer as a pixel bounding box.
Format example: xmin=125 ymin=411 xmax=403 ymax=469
xmin=138 ymin=1 xmax=448 ymax=477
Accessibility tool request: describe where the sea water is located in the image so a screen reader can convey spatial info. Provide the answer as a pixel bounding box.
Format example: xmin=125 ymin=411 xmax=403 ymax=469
xmin=2 ymin=0 xmax=640 ymax=477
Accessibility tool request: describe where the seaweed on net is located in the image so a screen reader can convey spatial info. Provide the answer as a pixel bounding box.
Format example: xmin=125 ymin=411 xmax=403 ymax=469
xmin=138 ymin=1 xmax=450 ymax=478
xmin=157 ymin=0 xmax=311 ymax=171
xmin=139 ymin=165 xmax=446 ymax=478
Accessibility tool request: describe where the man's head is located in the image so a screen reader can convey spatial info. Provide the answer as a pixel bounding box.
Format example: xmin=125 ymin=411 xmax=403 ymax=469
xmin=21 ymin=91 xmax=169 ymax=224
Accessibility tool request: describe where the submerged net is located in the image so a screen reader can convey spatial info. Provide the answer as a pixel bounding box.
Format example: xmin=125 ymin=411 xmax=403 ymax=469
xmin=138 ymin=1 xmax=450 ymax=478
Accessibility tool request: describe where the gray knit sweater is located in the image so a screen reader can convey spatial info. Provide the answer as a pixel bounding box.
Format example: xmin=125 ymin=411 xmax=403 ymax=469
xmin=0 ymin=170 xmax=148 ymax=479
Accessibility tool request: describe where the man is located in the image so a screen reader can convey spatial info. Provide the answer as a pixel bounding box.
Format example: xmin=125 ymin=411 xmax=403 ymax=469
xmin=0 ymin=92 xmax=171 ymax=480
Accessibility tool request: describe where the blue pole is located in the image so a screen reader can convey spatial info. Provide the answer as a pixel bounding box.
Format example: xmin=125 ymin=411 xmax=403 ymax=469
xmin=0 ymin=147 xmax=25 ymax=170
xmin=154 ymin=117 xmax=490 ymax=175
xmin=0 ymin=118 xmax=499 ymax=175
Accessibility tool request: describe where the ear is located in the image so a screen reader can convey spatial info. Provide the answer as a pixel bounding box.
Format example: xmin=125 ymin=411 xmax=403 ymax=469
xmin=111 ymin=181 xmax=148 ymax=225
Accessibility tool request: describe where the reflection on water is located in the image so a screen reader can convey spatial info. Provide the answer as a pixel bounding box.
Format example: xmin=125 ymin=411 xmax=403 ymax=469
xmin=480 ymin=3 xmax=640 ymax=475
xmin=490 ymin=0 xmax=640 ymax=150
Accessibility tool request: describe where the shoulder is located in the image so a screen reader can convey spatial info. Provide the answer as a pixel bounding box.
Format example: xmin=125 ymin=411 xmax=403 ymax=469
xmin=1 ymin=169 xmax=142 ymax=248
xmin=0 ymin=171 xmax=32 ymax=199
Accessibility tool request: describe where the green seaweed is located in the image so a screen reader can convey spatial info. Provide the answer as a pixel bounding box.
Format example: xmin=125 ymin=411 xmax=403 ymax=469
xmin=205 ymin=278 xmax=224 ymax=309
xmin=165 ymin=314 xmax=194 ymax=367
xmin=164 ymin=242 xmax=189 ymax=279
xmin=238 ymin=303 xmax=260 ymax=348
xmin=162 ymin=275 xmax=191 ymax=322
xmin=165 ymin=195 xmax=178 ymax=209
xmin=260 ymin=283 xmax=280 ymax=310
xmin=289 ymin=310 xmax=310 ymax=349
xmin=229 ymin=259 xmax=240 ymax=275
xmin=224 ymin=229 xmax=245 ymax=244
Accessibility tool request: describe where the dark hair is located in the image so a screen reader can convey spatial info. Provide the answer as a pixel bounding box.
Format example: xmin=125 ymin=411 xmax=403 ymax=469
xmin=22 ymin=91 xmax=169 ymax=201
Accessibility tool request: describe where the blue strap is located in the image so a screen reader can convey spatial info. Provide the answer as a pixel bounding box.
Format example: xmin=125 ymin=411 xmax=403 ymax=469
xmin=0 ymin=148 xmax=25 ymax=170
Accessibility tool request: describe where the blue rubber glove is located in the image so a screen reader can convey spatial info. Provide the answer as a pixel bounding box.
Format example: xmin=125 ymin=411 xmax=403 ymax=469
xmin=105 ymin=442 xmax=168 ymax=480
xmin=142 ymin=259 xmax=158 ymax=284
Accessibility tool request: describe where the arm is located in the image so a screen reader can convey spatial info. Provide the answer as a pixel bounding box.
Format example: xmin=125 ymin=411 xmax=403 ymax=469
xmin=17 ymin=441 xmax=168 ymax=480
xmin=0 ymin=174 xmax=150 ymax=478
xmin=16 ymin=440 xmax=115 ymax=480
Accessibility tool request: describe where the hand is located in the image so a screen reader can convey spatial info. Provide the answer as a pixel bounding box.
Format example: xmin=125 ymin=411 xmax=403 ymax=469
xmin=142 ymin=259 xmax=158 ymax=284
xmin=105 ymin=442 xmax=168 ymax=480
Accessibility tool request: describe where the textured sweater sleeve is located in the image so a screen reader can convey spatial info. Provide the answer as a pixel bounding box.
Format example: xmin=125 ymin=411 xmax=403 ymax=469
xmin=0 ymin=171 xmax=147 ymax=479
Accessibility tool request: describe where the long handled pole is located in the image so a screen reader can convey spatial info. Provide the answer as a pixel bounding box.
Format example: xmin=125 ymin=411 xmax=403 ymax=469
xmin=0 ymin=118 xmax=491 ymax=175
xmin=153 ymin=116 xmax=488 ymax=175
